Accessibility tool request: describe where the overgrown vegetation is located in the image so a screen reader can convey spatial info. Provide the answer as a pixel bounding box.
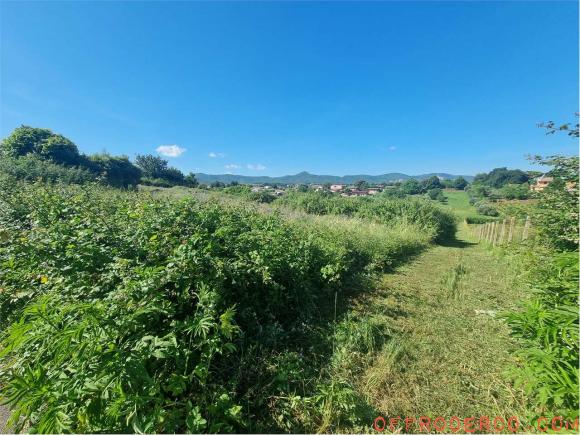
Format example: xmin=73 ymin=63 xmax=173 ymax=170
xmin=0 ymin=174 xmax=443 ymax=433
xmin=498 ymin=120 xmax=579 ymax=423
xmin=466 ymin=168 xmax=534 ymax=214
xmin=273 ymin=191 xmax=457 ymax=242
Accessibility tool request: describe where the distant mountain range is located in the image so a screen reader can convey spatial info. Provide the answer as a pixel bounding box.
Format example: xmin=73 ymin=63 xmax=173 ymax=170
xmin=195 ymin=171 xmax=474 ymax=185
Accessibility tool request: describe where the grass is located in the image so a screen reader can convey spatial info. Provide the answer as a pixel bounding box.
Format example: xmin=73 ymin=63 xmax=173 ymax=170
xmin=342 ymin=224 xmax=535 ymax=430
xmin=440 ymin=189 xmax=480 ymax=220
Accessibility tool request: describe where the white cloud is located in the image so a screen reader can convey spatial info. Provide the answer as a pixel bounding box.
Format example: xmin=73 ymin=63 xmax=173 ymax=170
xmin=156 ymin=144 xmax=186 ymax=157
xmin=209 ymin=152 xmax=226 ymax=158
xmin=225 ymin=164 xmax=240 ymax=169
xmin=388 ymin=146 xmax=397 ymax=151
xmin=247 ymin=164 xmax=266 ymax=171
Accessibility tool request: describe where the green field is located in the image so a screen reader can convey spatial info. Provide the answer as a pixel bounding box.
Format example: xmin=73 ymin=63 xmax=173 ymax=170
xmin=440 ymin=189 xmax=478 ymax=219
xmin=440 ymin=189 xmax=501 ymax=224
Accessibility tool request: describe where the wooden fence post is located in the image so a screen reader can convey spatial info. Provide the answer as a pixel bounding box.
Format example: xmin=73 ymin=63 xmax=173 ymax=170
xmin=507 ymin=217 xmax=515 ymax=244
xmin=522 ymin=215 xmax=531 ymax=240
xmin=499 ymin=219 xmax=507 ymax=245
xmin=492 ymin=222 xmax=498 ymax=246
xmin=478 ymin=225 xmax=483 ymax=242
xmin=484 ymin=223 xmax=489 ymax=243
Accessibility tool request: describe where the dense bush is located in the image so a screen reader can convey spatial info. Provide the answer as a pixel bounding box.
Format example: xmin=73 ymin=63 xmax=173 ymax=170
xmin=0 ymin=155 xmax=97 ymax=184
xmin=1 ymin=126 xmax=82 ymax=166
xmin=473 ymin=167 xmax=530 ymax=188
xmin=140 ymin=176 xmax=178 ymax=188
xmin=247 ymin=191 xmax=276 ymax=203
xmin=420 ymin=175 xmax=443 ymax=191
xmin=426 ymin=187 xmax=445 ymax=202
xmin=400 ymin=179 xmax=422 ymax=195
xmin=0 ymin=177 xmax=431 ymax=433
xmin=380 ymin=187 xmax=406 ymax=198
xmin=502 ymin=151 xmax=579 ymax=422
xmin=222 ymin=186 xmax=277 ymax=204
xmin=496 ymin=183 xmax=530 ymax=200
xmin=275 ymin=191 xmax=456 ymax=242
xmin=89 ymin=153 xmax=142 ymax=187
xmin=530 ymin=155 xmax=579 ymax=251
xmin=135 ymin=154 xmax=198 ymax=187
xmin=464 ymin=215 xmax=498 ymax=224
xmin=503 ymin=252 xmax=578 ymax=420
xmin=475 ymin=202 xmax=500 ymax=216
xmin=452 ymin=176 xmax=469 ymax=190
xmin=275 ymin=191 xmax=360 ymax=216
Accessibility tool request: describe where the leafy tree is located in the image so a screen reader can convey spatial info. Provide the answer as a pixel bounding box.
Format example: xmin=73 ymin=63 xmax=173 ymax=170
xmin=185 ymin=173 xmax=199 ymax=188
xmin=1 ymin=126 xmax=82 ymax=166
xmin=420 ymin=176 xmax=442 ymax=191
xmin=1 ymin=125 xmax=53 ymax=157
xmin=530 ymin=154 xmax=578 ymax=250
xmin=467 ymin=184 xmax=490 ymax=203
xmin=210 ymin=181 xmax=225 ymax=188
xmin=498 ymin=183 xmax=529 ymax=200
xmin=37 ymin=134 xmax=81 ymax=165
xmin=440 ymin=179 xmax=454 ymax=189
xmin=473 ymin=167 xmax=529 ymax=188
xmin=162 ymin=167 xmax=185 ymax=184
xmin=135 ymin=154 xmax=169 ymax=179
xmin=354 ymin=180 xmax=369 ymax=190
xmin=135 ymin=154 xmax=189 ymax=186
xmin=526 ymin=170 xmax=543 ymax=179
xmin=426 ymin=188 xmax=445 ymax=202
xmin=90 ymin=154 xmax=142 ymax=188
xmin=400 ymin=179 xmax=421 ymax=195
xmin=537 ymin=113 xmax=579 ymax=138
xmin=452 ymin=177 xmax=468 ymax=190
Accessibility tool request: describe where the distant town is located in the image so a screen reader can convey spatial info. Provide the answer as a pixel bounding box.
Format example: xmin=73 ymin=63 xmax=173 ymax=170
xmin=246 ymin=181 xmax=392 ymax=197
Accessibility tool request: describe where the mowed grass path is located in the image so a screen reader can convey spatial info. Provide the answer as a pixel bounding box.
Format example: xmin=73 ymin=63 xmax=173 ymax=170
xmin=440 ymin=190 xmax=480 ymax=220
xmin=351 ymin=224 xmax=530 ymax=424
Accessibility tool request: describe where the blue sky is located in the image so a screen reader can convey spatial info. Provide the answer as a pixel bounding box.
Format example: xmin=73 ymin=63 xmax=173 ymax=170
xmin=1 ymin=1 xmax=578 ymax=176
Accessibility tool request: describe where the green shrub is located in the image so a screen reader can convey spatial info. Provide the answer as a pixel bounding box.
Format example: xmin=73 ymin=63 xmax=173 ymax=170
xmin=498 ymin=183 xmax=530 ymax=200
xmin=140 ymin=176 xmax=175 ymax=188
xmin=501 ymin=154 xmax=579 ymax=421
xmin=0 ymin=177 xmax=432 ymax=432
xmin=275 ymin=191 xmax=456 ymax=242
xmin=503 ymin=252 xmax=578 ymax=420
xmin=247 ymin=191 xmax=276 ymax=203
xmin=532 ymin=176 xmax=579 ymax=251
xmin=0 ymin=155 xmax=97 ymax=184
xmin=475 ymin=202 xmax=499 ymax=216
xmin=426 ymin=187 xmax=445 ymax=202
xmin=464 ymin=215 xmax=498 ymax=224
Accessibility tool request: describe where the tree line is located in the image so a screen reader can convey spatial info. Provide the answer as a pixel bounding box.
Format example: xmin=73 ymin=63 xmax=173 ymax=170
xmin=0 ymin=125 xmax=198 ymax=188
